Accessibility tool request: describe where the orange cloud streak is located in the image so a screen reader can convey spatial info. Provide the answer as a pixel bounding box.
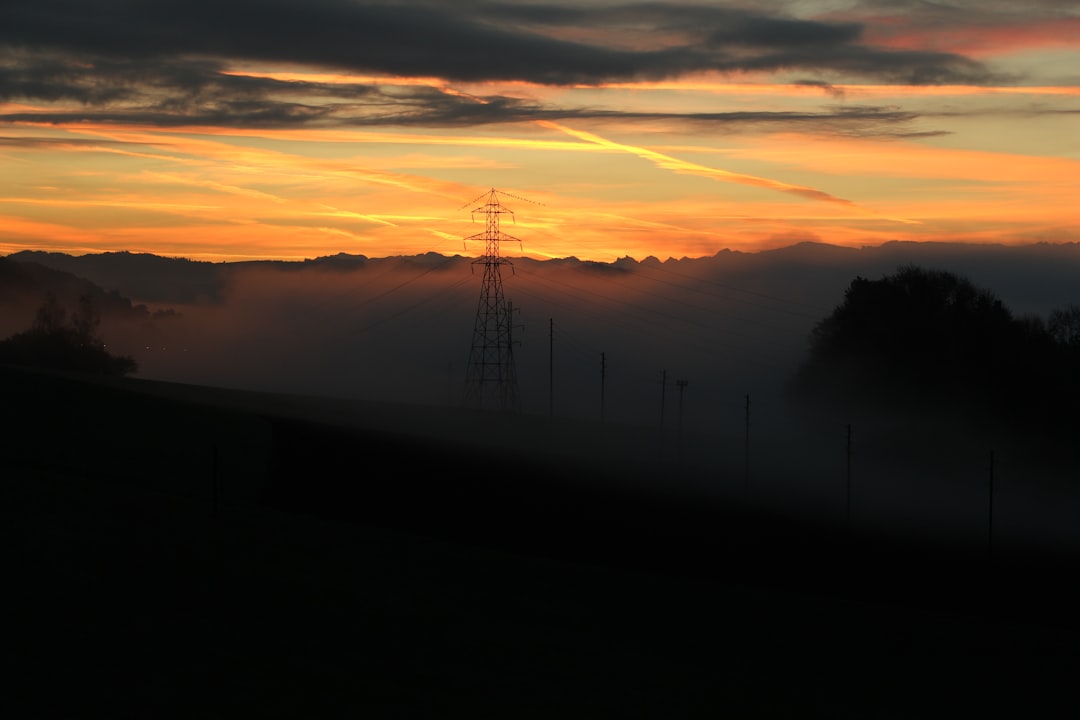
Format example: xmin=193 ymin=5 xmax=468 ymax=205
xmin=535 ymin=120 xmax=860 ymax=206
xmin=582 ymin=80 xmax=1080 ymax=97
xmin=217 ymin=70 xmax=1080 ymax=99
xmin=863 ymin=16 xmax=1080 ymax=58
xmin=728 ymin=134 xmax=1080 ymax=183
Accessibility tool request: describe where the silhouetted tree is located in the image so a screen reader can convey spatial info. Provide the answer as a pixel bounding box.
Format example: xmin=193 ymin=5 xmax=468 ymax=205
xmin=788 ymin=265 xmax=1077 ymax=426
xmin=0 ymin=293 xmax=137 ymax=376
xmin=72 ymin=293 xmax=101 ymax=343
xmin=1048 ymin=305 xmax=1080 ymax=348
xmin=33 ymin=291 xmax=68 ymax=333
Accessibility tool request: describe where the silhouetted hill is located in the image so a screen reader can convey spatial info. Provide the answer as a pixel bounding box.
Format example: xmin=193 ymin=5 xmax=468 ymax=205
xmin=4 ymin=362 xmax=1077 ymax=588
xmin=6 ymin=363 xmax=1080 ymax=717
xmin=10 ymin=250 xmax=225 ymax=304
xmin=1 ymin=256 xmax=148 ymax=315
xmin=7 ymin=249 xmax=466 ymax=304
xmin=0 ymin=256 xmax=168 ymax=342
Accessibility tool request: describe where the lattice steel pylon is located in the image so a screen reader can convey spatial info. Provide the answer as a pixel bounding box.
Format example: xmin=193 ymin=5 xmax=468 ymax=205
xmin=461 ymin=188 xmax=528 ymax=412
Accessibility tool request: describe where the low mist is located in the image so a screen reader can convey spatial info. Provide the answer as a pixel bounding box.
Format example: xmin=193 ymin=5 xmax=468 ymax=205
xmin=14 ymin=241 xmax=1080 ymax=554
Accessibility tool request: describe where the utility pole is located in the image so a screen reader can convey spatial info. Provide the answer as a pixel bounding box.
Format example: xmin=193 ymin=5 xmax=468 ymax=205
xmin=508 ymin=300 xmax=521 ymax=378
xmin=446 ymin=362 xmax=453 ymax=405
xmin=744 ymin=393 xmax=751 ymax=492
xmin=211 ymin=444 xmax=222 ymax=580
xmin=211 ymin=444 xmax=220 ymax=526
xmin=676 ymin=379 xmax=688 ymax=464
xmin=549 ymin=317 xmax=554 ymax=417
xmin=600 ymin=351 xmax=606 ymax=422
xmin=659 ymin=369 xmax=667 ymax=429
xmin=462 ymin=188 xmax=527 ymax=412
xmin=846 ymin=423 xmax=853 ymax=528
xmin=676 ymin=380 xmax=688 ymax=435
xmin=988 ymin=449 xmax=995 ymax=564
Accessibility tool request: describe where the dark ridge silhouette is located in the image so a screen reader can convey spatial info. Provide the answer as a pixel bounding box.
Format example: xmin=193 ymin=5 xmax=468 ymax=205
xmin=0 ymin=293 xmax=137 ymax=376
xmin=0 ymin=255 xmax=40 ymax=299
xmin=12 ymin=241 xmax=1080 ymax=326
xmin=6 ymin=363 xmax=1079 ymax=717
xmin=9 ymin=249 xmax=226 ymax=304
xmin=0 ymin=255 xmax=165 ymax=340
xmin=4 ymin=360 xmax=1078 ymax=592
xmin=7 ymin=249 xmax=442 ymax=304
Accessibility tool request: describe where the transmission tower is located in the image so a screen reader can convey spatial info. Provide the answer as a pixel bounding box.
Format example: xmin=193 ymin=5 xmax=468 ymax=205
xmin=461 ymin=188 xmax=532 ymax=411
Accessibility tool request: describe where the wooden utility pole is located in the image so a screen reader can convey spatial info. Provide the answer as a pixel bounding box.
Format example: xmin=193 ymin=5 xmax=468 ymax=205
xmin=659 ymin=369 xmax=667 ymax=429
xmin=988 ymin=449 xmax=995 ymax=564
xmin=600 ymin=351 xmax=606 ymax=422
xmin=446 ymin=361 xmax=453 ymax=405
xmin=676 ymin=379 xmax=688 ymax=465
xmin=744 ymin=393 xmax=751 ymax=491
xmin=548 ymin=317 xmax=554 ymax=417
xmin=846 ymin=424 xmax=853 ymax=527
xmin=211 ymin=444 xmax=222 ymax=580
xmin=676 ymin=380 xmax=688 ymax=434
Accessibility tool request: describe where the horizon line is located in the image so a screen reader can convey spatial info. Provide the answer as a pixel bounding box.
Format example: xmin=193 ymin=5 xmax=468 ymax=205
xmin=6 ymin=238 xmax=1080 ymax=266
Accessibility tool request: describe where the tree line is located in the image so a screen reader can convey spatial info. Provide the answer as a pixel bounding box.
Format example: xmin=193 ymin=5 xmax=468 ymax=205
xmin=0 ymin=293 xmax=137 ymax=377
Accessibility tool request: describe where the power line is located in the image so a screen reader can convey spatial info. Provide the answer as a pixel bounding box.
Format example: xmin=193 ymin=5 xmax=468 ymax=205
xmin=640 ymin=260 xmax=832 ymax=317
xmin=513 ymin=266 xmax=798 ymax=372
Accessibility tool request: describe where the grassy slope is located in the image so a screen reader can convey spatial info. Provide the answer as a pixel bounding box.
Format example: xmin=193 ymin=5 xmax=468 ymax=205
xmin=5 ymin=364 xmax=1079 ymax=717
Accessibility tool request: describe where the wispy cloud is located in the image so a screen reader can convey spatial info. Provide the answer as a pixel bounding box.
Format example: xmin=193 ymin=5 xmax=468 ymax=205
xmin=536 ymin=120 xmax=859 ymax=206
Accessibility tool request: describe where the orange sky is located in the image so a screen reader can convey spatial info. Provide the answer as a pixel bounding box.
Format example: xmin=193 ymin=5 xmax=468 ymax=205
xmin=1 ymin=1 xmax=1077 ymax=262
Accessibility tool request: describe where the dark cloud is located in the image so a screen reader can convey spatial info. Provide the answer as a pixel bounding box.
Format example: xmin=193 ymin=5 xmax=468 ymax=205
xmin=0 ymin=79 xmax=926 ymax=138
xmin=794 ymin=79 xmax=846 ymax=99
xmin=0 ymin=1 xmax=1012 ymax=133
xmin=0 ymin=0 xmax=702 ymax=85
xmin=708 ymin=15 xmax=863 ymax=48
xmin=1 ymin=39 xmax=930 ymax=134
xmin=0 ymin=106 xmax=333 ymax=129
xmin=736 ymin=45 xmax=993 ymax=86
xmin=1 ymin=0 xmax=998 ymax=86
xmin=0 ymin=53 xmax=136 ymax=105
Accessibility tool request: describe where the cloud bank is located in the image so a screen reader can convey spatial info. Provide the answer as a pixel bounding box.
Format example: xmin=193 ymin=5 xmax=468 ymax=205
xmin=0 ymin=0 xmax=1029 ymax=131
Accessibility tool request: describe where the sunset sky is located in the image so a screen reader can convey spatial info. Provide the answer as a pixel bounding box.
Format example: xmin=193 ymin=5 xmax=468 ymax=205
xmin=1 ymin=0 xmax=1078 ymax=262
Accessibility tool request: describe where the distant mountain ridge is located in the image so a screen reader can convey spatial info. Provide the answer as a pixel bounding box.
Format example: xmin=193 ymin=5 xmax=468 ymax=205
xmin=9 ymin=250 xmax=228 ymax=305
xmin=9 ymin=240 xmax=1080 ymax=316
xmin=7 ymin=249 xmax=462 ymax=304
xmin=0 ymin=255 xmax=158 ymax=326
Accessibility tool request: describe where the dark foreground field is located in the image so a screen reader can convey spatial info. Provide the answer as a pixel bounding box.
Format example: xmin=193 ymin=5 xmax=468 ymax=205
xmin=5 ymin=364 xmax=1079 ymax=718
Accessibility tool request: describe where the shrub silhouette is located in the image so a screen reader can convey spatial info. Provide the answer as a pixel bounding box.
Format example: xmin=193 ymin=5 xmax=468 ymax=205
xmin=0 ymin=293 xmax=137 ymax=376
